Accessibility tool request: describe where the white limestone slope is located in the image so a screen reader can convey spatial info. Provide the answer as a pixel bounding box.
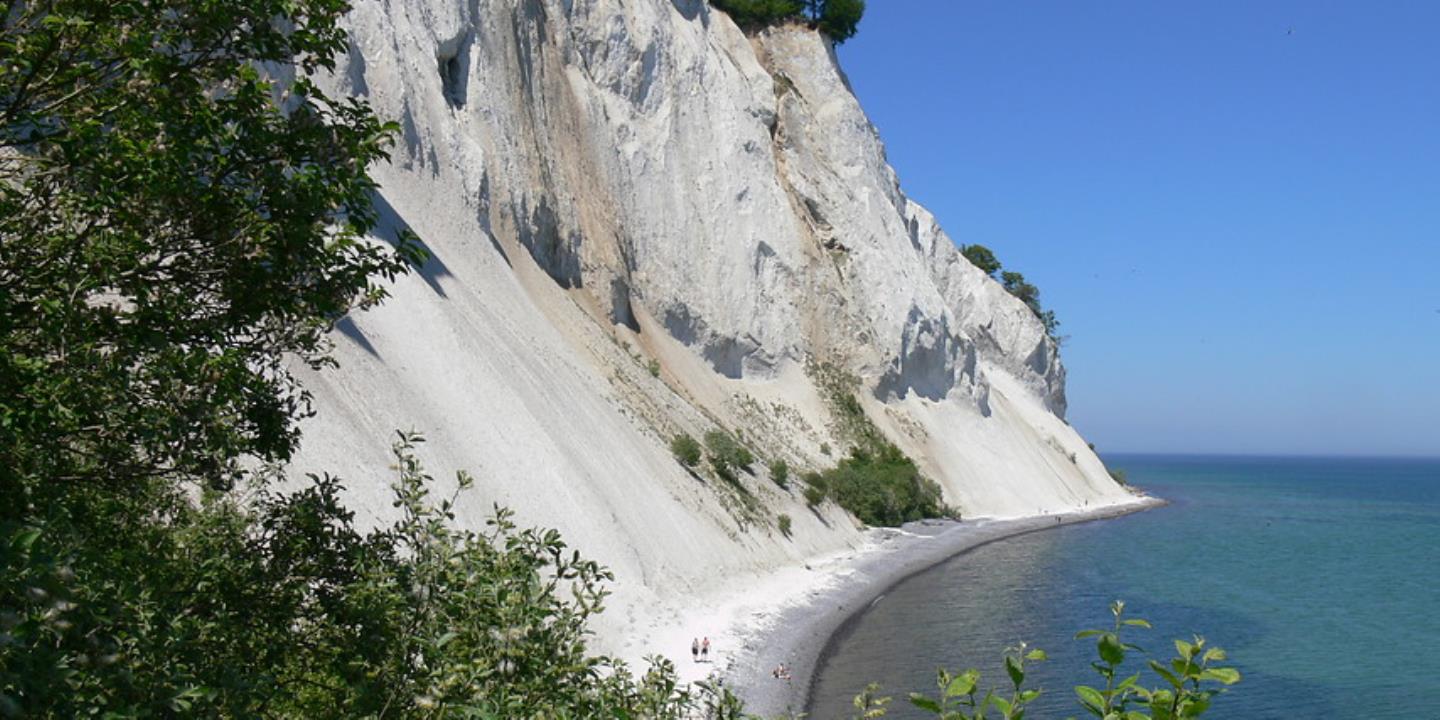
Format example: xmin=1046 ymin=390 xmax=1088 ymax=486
xmin=290 ymin=0 xmax=1134 ymax=660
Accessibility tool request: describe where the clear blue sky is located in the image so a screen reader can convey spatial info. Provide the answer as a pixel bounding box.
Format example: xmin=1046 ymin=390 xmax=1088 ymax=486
xmin=836 ymin=1 xmax=1439 ymax=457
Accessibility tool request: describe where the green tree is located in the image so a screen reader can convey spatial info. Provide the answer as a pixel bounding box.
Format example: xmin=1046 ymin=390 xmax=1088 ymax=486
xmin=712 ymin=0 xmax=865 ymax=43
xmin=811 ymin=0 xmax=865 ymax=43
xmin=962 ymin=244 xmax=1003 ymax=277
xmin=1 ymin=0 xmax=420 ymax=504
xmin=0 ymin=0 xmax=418 ymax=712
xmin=1001 ymin=271 xmax=1042 ymax=315
xmin=711 ymin=0 xmax=804 ymax=27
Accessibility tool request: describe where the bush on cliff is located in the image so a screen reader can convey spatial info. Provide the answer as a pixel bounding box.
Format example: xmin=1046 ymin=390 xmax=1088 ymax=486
xmin=770 ymin=459 xmax=791 ymax=488
xmin=705 ymin=430 xmax=755 ymax=482
xmin=711 ymin=0 xmax=866 ymax=43
xmin=962 ymin=244 xmax=1003 ymax=277
xmin=711 ymin=0 xmax=803 ymax=28
xmin=671 ymin=433 xmax=703 ymax=467
xmin=819 ymin=442 xmax=946 ymax=526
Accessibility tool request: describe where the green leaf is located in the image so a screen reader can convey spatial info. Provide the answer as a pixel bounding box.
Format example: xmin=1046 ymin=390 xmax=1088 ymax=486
xmin=946 ymin=670 xmax=979 ymax=698
xmin=1098 ymin=633 xmax=1125 ymax=665
xmin=1174 ymin=639 xmax=1195 ymax=659
xmin=1149 ymin=660 xmax=1182 ymax=689
xmin=1115 ymin=672 xmax=1141 ymax=692
xmin=12 ymin=528 xmax=41 ymax=552
xmin=1025 ymin=649 xmax=1048 ymax=661
xmin=908 ymin=693 xmax=942 ymax=713
xmin=1076 ymin=686 xmax=1106 ymax=715
xmin=1122 ymin=618 xmax=1152 ymax=628
xmin=1006 ymin=655 xmax=1025 ymax=688
xmin=989 ymin=694 xmax=1013 ymax=715
xmin=1200 ymin=667 xmax=1241 ymax=685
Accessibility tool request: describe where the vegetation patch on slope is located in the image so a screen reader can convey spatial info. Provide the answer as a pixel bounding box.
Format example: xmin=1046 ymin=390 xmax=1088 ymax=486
xmin=806 ymin=362 xmax=951 ymax=525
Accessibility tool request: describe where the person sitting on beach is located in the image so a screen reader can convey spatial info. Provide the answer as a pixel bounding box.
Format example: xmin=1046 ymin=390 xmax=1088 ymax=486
xmin=772 ymin=663 xmax=792 ymax=681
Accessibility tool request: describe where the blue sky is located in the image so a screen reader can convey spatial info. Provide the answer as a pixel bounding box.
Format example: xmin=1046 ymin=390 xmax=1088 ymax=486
xmin=836 ymin=1 xmax=1439 ymax=457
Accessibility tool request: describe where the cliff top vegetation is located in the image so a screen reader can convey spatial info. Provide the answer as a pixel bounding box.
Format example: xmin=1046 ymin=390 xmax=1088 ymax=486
xmin=711 ymin=0 xmax=866 ymax=44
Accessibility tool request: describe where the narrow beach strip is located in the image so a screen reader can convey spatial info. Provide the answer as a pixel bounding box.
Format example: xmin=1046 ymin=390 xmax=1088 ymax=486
xmin=722 ymin=495 xmax=1166 ymax=716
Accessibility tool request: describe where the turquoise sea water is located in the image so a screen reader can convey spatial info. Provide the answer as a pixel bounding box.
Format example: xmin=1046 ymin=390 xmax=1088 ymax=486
xmin=807 ymin=455 xmax=1440 ymax=719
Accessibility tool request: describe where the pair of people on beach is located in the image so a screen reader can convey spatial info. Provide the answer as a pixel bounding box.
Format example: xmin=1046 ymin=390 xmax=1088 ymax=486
xmin=690 ymin=636 xmax=710 ymax=663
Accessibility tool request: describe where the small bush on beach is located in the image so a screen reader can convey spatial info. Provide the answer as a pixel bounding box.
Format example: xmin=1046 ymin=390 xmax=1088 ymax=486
xmin=1109 ymin=468 xmax=1128 ymax=485
xmin=778 ymin=513 xmax=793 ymax=538
xmin=671 ymin=433 xmax=702 ymax=467
xmin=770 ymin=459 xmax=790 ymax=488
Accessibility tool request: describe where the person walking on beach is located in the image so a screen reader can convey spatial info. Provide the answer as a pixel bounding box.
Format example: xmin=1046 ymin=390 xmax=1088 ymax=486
xmin=691 ymin=638 xmax=699 ymax=663
xmin=701 ymin=636 xmax=710 ymax=662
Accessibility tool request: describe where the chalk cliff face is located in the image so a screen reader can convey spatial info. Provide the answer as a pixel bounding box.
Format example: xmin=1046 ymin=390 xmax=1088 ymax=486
xmin=294 ymin=0 xmax=1130 ymax=654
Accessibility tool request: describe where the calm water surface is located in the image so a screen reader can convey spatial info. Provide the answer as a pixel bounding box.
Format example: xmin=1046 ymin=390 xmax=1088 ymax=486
xmin=807 ymin=455 xmax=1440 ymax=719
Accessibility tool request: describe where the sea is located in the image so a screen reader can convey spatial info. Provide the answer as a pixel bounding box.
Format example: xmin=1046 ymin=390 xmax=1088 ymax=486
xmin=806 ymin=455 xmax=1440 ymax=719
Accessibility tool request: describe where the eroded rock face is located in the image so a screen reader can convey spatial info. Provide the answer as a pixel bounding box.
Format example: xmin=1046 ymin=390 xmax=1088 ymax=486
xmin=295 ymin=0 xmax=1128 ymax=657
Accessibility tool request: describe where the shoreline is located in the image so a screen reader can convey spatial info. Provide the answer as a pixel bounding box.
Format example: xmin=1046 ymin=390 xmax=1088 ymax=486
xmin=719 ymin=494 xmax=1166 ymax=717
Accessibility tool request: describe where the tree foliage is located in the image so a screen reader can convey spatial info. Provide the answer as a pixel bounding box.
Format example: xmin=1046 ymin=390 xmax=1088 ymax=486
xmin=0 ymin=0 xmax=420 ymax=506
xmin=810 ymin=0 xmax=865 ymax=44
xmin=1000 ymin=271 xmax=1041 ymax=315
xmin=3 ymin=433 xmax=751 ymax=716
xmin=816 ymin=442 xmax=946 ymax=527
xmin=711 ymin=0 xmax=866 ymax=43
xmin=962 ymin=244 xmax=1002 ymax=277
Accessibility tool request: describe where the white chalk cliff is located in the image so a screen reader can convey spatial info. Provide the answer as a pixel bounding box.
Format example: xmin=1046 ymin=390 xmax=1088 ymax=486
xmin=292 ymin=0 xmax=1133 ymax=657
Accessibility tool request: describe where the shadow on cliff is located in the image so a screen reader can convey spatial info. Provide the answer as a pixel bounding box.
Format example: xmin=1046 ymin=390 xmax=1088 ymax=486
xmin=335 ymin=315 xmax=381 ymax=359
xmin=371 ymin=190 xmax=454 ymax=298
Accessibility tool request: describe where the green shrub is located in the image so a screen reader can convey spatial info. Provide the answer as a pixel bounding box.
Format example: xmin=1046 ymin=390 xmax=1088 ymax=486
xmin=820 ymin=443 xmax=944 ymax=526
xmin=961 ymin=244 xmax=1002 ymax=277
xmin=769 ymin=459 xmax=790 ymax=488
xmin=803 ymin=484 xmax=827 ymax=508
xmin=820 ymin=442 xmax=833 ymax=456
xmin=711 ymin=0 xmax=865 ymax=43
xmin=711 ymin=0 xmax=803 ymax=27
xmin=704 ymin=430 xmax=754 ymax=482
xmin=647 ymin=358 xmax=662 ymax=377
xmin=777 ymin=513 xmax=793 ymax=538
xmin=1109 ymin=468 xmax=1129 ymax=486
xmin=1 ymin=432 xmax=748 ymax=717
xmin=814 ymin=0 xmax=865 ymax=44
xmin=671 ymin=433 xmax=702 ymax=467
